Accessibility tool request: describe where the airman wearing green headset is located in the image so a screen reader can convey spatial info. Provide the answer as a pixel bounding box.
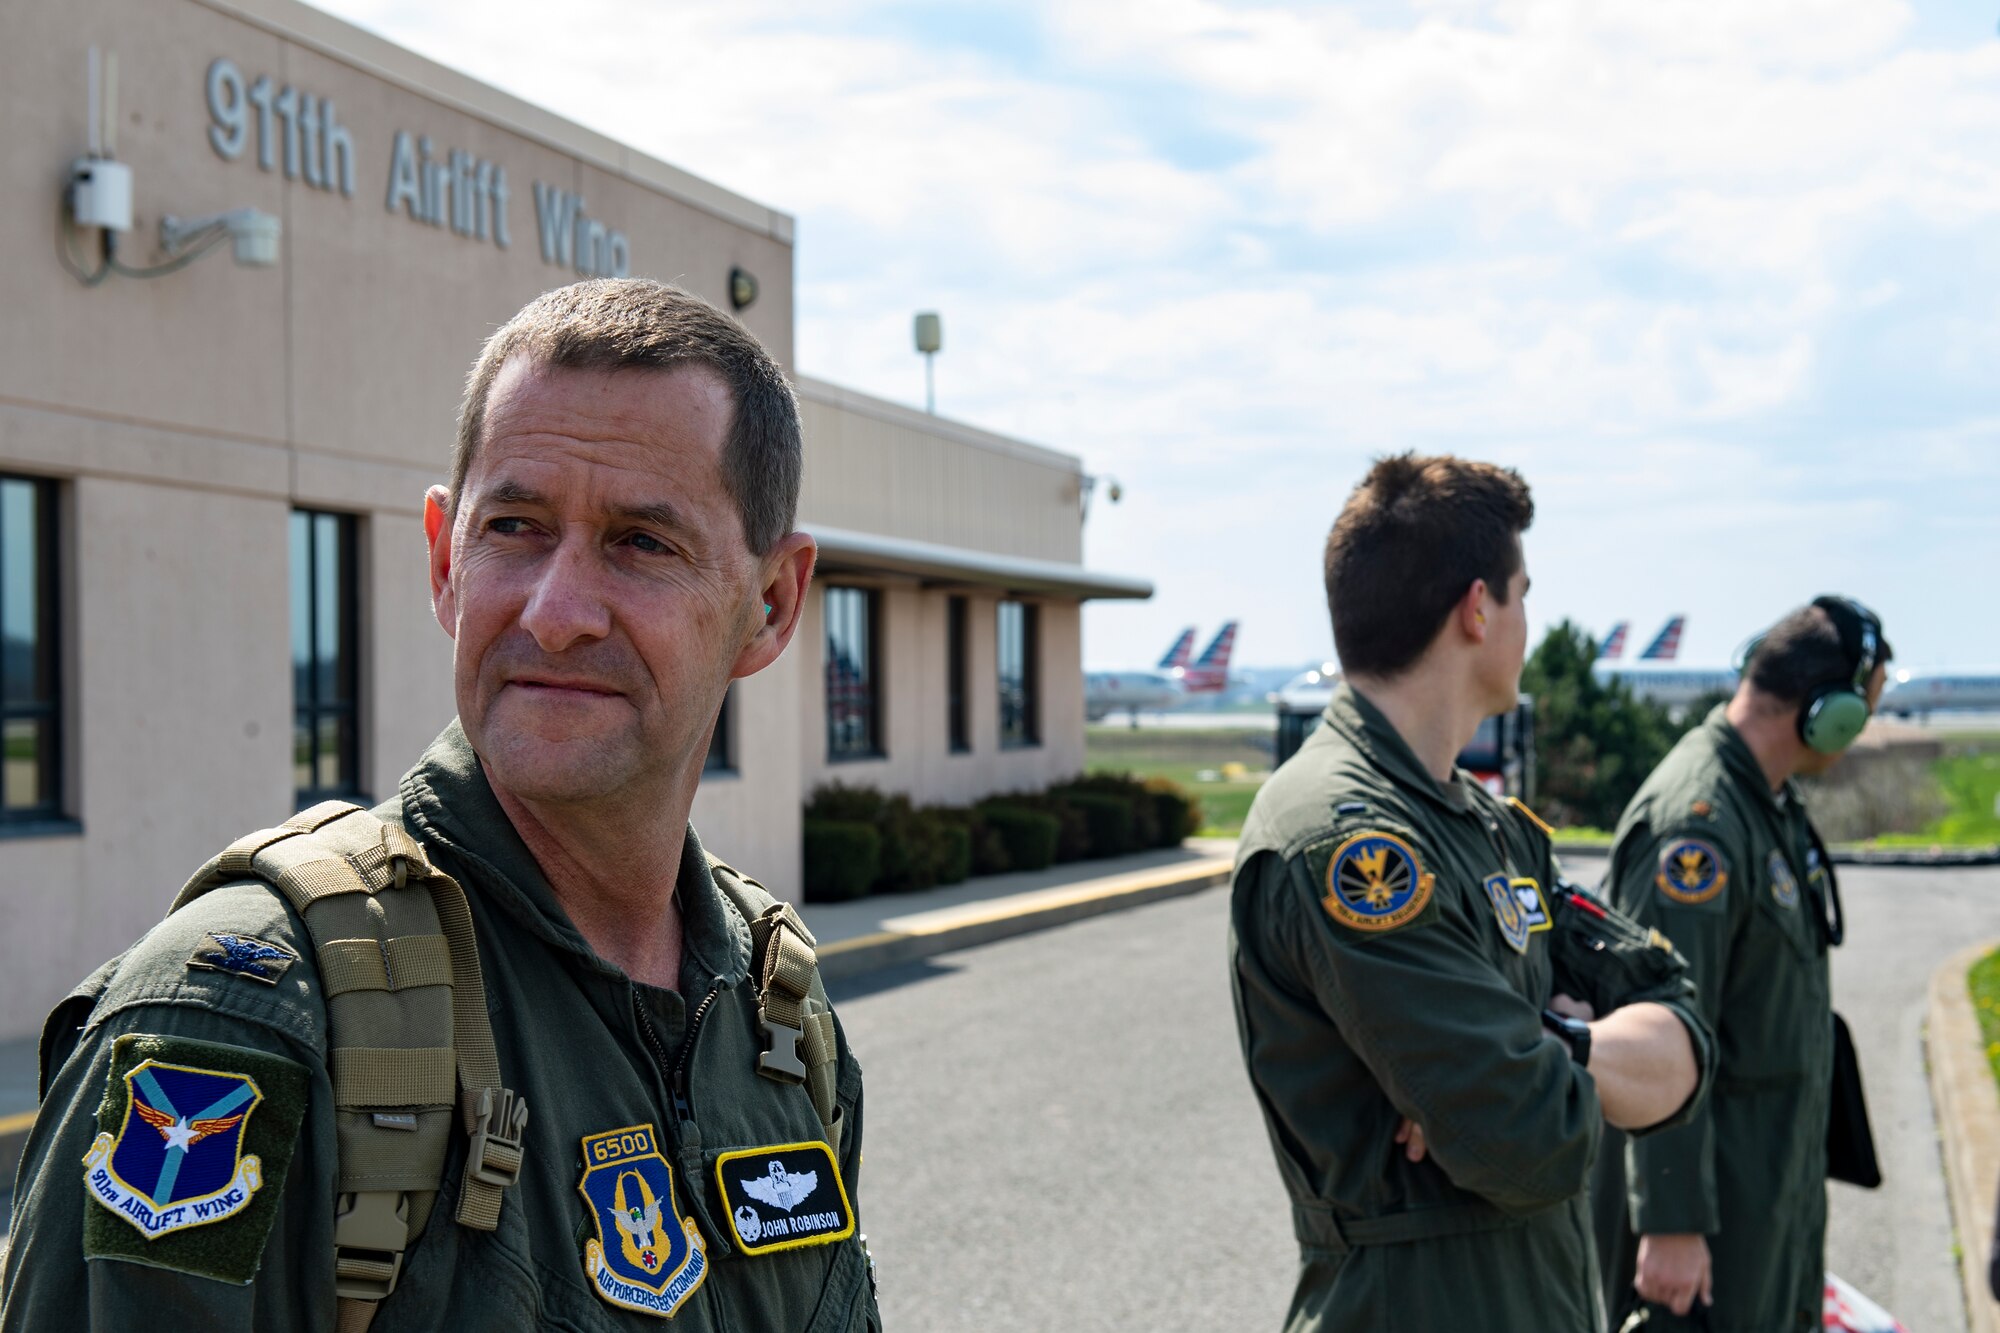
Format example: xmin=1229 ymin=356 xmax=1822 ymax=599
xmin=1592 ymin=596 xmax=1890 ymax=1332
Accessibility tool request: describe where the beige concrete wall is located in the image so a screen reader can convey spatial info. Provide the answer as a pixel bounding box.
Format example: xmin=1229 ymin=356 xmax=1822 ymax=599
xmin=689 ymin=646 xmax=806 ymax=904
xmin=797 ymin=380 xmax=1084 ymax=565
xmin=798 ymin=582 xmax=1086 ymax=811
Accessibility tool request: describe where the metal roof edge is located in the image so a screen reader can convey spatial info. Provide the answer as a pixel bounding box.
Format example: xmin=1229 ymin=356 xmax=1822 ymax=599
xmin=805 ymin=524 xmax=1152 ymax=601
xmin=794 ymin=376 xmax=1082 ymax=474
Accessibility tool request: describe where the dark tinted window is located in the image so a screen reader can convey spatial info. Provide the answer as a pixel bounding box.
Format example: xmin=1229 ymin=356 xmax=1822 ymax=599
xmin=947 ymin=596 xmax=969 ymax=753
xmin=291 ymin=509 xmax=362 ymax=804
xmin=825 ymin=586 xmax=881 ymax=760
xmin=998 ymin=600 xmax=1039 ymax=749
xmin=1 ymin=476 xmax=61 ymax=821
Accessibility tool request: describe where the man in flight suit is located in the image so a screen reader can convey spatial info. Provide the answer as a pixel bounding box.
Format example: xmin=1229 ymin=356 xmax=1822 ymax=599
xmin=1230 ymin=452 xmax=1716 ymax=1332
xmin=2 ymin=280 xmax=880 ymax=1330
xmin=1594 ymin=597 xmax=1889 ymax=1332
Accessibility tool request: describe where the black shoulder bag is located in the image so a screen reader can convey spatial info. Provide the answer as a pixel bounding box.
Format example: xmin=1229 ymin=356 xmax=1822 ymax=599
xmin=1808 ymin=825 xmax=1881 ymax=1189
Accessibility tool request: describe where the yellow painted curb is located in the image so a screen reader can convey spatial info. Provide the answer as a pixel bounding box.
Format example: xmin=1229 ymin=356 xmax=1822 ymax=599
xmin=0 ymin=1109 xmax=33 ymax=1137
xmin=1927 ymin=938 xmax=2000 ymax=1333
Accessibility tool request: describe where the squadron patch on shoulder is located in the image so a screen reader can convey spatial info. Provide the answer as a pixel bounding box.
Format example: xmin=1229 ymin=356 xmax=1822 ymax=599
xmin=1322 ymin=832 xmax=1435 ymax=933
xmin=1656 ymin=838 xmax=1728 ymax=906
xmin=82 ymin=1033 xmax=308 ymax=1284
xmin=1767 ymin=850 xmax=1800 ymax=909
xmin=186 ymin=932 xmax=299 ymax=986
xmin=578 ymin=1124 xmax=708 ymax=1319
xmin=715 ymin=1141 xmax=855 ymax=1256
xmin=1484 ymin=875 xmax=1531 ymax=953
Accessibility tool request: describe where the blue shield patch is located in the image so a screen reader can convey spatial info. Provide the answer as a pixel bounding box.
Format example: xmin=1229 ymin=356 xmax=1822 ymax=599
xmin=82 ymin=1059 xmax=265 ymax=1239
xmin=577 ymin=1124 xmax=708 ymax=1318
xmin=1322 ymin=831 xmax=1435 ymax=933
xmin=1768 ymin=850 xmax=1800 ymax=908
xmin=1484 ymin=874 xmax=1530 ymax=953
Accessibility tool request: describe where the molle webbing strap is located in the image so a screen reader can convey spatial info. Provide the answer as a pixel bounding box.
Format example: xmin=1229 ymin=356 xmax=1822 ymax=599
xmin=169 ymin=801 xmax=526 ymax=1329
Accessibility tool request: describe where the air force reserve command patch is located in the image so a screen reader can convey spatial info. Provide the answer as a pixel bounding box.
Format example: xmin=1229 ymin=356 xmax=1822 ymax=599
xmin=1656 ymin=837 xmax=1728 ymax=906
xmin=1319 ymin=831 xmax=1436 ymax=934
xmin=82 ymin=1033 xmax=308 ymax=1284
xmin=1483 ymin=875 xmax=1552 ymax=953
xmin=715 ymin=1141 xmax=855 ymax=1256
xmin=578 ymin=1124 xmax=708 ymax=1318
xmin=1768 ymin=850 xmax=1801 ymax=908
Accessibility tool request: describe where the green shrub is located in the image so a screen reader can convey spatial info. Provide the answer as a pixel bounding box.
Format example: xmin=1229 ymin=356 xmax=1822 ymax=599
xmin=801 ymin=820 xmax=880 ymax=903
xmin=872 ymin=794 xmax=933 ymax=893
xmin=1057 ymin=790 xmax=1136 ymax=858
xmin=1059 ymin=772 xmax=1160 ymax=848
xmin=1144 ymin=778 xmax=1201 ymax=846
xmin=954 ymin=807 xmax=1012 ymax=876
xmin=929 ymin=813 xmax=973 ymax=885
xmin=807 ymin=782 xmax=887 ymax=825
xmin=996 ymin=794 xmax=1090 ymax=862
xmin=976 ymin=803 xmax=1060 ymax=872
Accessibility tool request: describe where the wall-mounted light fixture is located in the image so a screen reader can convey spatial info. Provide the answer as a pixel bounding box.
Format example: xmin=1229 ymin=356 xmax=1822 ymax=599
xmin=913 ymin=311 xmax=942 ymax=414
xmin=729 ymin=266 xmax=759 ymax=311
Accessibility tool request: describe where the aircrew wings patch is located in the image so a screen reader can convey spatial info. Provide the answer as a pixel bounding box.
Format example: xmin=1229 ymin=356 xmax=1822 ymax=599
xmin=715 ymin=1141 xmax=855 ymax=1256
xmin=1320 ymin=831 xmax=1437 ymax=934
xmin=1656 ymin=837 xmax=1728 ymax=906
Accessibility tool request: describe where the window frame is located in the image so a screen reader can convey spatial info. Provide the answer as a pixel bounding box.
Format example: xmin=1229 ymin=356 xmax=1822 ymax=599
xmin=946 ymin=594 xmax=970 ymax=754
xmin=1 ymin=474 xmax=65 ymax=827
xmin=997 ymin=598 xmax=1040 ymax=750
xmin=824 ymin=584 xmax=884 ymax=763
xmin=292 ymin=508 xmax=365 ymax=807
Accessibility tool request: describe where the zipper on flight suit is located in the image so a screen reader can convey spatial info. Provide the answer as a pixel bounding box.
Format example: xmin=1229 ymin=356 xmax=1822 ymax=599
xmin=670 ymin=983 xmax=724 ymax=1122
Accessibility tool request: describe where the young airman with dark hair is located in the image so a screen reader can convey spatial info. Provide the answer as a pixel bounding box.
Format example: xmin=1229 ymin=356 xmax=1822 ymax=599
xmin=1230 ymin=452 xmax=1716 ymax=1332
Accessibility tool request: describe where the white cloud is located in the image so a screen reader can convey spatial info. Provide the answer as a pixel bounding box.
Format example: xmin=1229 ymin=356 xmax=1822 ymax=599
xmin=315 ymin=0 xmax=2000 ymax=669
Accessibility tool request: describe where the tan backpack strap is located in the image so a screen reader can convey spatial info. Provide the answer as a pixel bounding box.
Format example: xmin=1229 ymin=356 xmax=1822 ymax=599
xmin=172 ymin=802 xmax=527 ymax=1329
xmin=709 ymin=856 xmax=843 ymax=1146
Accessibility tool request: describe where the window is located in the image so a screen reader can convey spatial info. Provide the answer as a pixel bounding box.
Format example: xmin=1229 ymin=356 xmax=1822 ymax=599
xmin=946 ymin=596 xmax=969 ymax=753
xmin=291 ymin=509 xmax=362 ymax=804
xmin=705 ymin=686 xmax=735 ymax=774
xmin=997 ymin=599 xmax=1039 ymax=749
xmin=824 ymin=586 xmax=881 ymax=760
xmin=2 ymin=476 xmax=61 ymax=823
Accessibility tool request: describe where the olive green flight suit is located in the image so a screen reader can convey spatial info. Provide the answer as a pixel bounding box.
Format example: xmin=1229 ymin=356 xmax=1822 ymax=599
xmin=1230 ymin=685 xmax=1715 ymax=1333
xmin=1592 ymin=706 xmax=1833 ymax=1333
xmin=1 ymin=722 xmax=881 ymax=1332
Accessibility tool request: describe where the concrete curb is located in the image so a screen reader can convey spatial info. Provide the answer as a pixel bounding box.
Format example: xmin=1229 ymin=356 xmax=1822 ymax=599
xmin=817 ymin=858 xmax=1234 ymax=984
xmin=1925 ymin=939 xmax=2000 ymax=1333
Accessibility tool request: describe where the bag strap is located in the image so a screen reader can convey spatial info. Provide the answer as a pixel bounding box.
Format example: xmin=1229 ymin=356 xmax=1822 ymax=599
xmin=173 ymin=801 xmax=528 ymax=1331
xmin=707 ymin=856 xmax=842 ymax=1149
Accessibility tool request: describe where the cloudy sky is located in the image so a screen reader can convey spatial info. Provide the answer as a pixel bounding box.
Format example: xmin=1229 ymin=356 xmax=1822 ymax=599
xmin=318 ymin=0 xmax=1998 ymax=671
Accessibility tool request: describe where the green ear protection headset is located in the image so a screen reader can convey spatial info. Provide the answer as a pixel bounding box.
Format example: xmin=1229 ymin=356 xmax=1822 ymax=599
xmin=1735 ymin=595 xmax=1887 ymax=755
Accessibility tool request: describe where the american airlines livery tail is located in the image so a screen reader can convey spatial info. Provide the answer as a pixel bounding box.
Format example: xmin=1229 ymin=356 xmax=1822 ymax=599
xmin=1597 ymin=622 xmax=1630 ymax=661
xmin=1639 ymin=616 xmax=1686 ymax=661
xmin=1157 ymin=628 xmax=1197 ymax=672
xmin=1181 ymin=622 xmax=1238 ymax=694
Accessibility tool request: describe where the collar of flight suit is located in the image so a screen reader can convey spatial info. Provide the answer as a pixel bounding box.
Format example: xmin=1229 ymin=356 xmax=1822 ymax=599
xmin=395 ymin=718 xmax=751 ymax=992
xmin=1322 ymin=682 xmax=1477 ymax=816
xmin=1699 ymin=703 xmax=1804 ymax=824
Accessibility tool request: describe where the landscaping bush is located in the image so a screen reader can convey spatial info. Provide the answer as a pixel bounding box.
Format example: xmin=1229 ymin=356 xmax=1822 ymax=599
xmin=1144 ymin=778 xmax=1202 ymax=846
xmin=950 ymin=807 xmax=1012 ymax=877
xmin=801 ymin=820 xmax=880 ymax=903
xmin=1059 ymin=772 xmax=1160 ymax=848
xmin=928 ymin=811 xmax=973 ymax=885
xmin=807 ymin=782 xmax=888 ymax=826
xmin=1056 ymin=790 xmax=1136 ymax=858
xmin=976 ymin=803 xmax=1060 ymax=872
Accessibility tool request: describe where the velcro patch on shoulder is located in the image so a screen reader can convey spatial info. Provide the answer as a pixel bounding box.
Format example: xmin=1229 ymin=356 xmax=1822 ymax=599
xmin=83 ymin=1033 xmax=308 ymax=1284
xmin=1655 ymin=837 xmax=1729 ymax=907
xmin=187 ymin=932 xmax=299 ymax=986
xmin=1314 ymin=831 xmax=1437 ymax=935
xmin=715 ymin=1141 xmax=855 ymax=1256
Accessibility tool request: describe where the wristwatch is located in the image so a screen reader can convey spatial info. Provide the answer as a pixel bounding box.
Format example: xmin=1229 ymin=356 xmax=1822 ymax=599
xmin=1542 ymin=1009 xmax=1592 ymax=1068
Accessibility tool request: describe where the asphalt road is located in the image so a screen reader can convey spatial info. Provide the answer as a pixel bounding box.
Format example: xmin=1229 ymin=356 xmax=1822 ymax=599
xmin=832 ymin=856 xmax=2000 ymax=1331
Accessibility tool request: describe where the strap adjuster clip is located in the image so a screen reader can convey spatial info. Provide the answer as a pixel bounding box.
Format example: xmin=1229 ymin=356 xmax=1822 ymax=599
xmin=466 ymin=1086 xmax=529 ymax=1190
xmin=757 ymin=1016 xmax=808 ymax=1082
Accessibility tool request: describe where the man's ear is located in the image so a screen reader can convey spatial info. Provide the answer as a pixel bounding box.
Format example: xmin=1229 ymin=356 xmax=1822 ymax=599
xmin=1457 ymin=579 xmax=1490 ymax=643
xmin=733 ymin=532 xmax=818 ymax=678
xmin=425 ymin=486 xmax=457 ymax=639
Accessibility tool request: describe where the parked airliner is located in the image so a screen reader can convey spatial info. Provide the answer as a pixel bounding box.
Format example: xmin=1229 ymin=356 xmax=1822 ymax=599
xmin=1084 ymin=622 xmax=1239 ymax=723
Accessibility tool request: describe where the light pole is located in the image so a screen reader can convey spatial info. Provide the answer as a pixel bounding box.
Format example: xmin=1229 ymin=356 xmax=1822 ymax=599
xmin=913 ymin=311 xmax=941 ymax=414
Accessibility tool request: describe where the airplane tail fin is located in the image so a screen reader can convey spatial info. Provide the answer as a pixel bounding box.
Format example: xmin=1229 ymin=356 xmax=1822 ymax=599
xmin=1639 ymin=616 xmax=1685 ymax=661
xmin=1157 ymin=627 xmax=1197 ymax=671
xmin=1194 ymin=621 xmax=1238 ymax=671
xmin=1598 ymin=621 xmax=1630 ymax=660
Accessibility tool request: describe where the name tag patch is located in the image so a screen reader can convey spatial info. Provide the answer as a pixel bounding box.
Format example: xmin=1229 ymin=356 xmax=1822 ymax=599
xmin=578 ymin=1124 xmax=708 ymax=1318
xmin=187 ymin=931 xmax=299 ymax=986
xmin=715 ymin=1141 xmax=855 ymax=1256
xmin=1768 ymin=850 xmax=1800 ymax=909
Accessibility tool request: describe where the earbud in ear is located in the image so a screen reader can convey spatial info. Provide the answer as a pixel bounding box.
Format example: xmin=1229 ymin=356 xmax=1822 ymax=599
xmin=763 ymin=603 xmax=774 ymax=618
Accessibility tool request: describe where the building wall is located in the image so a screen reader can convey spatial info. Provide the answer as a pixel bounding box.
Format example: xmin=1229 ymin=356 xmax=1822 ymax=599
xmin=797 ymin=380 xmax=1083 ymax=565
xmin=798 ymin=582 xmax=1085 ymax=810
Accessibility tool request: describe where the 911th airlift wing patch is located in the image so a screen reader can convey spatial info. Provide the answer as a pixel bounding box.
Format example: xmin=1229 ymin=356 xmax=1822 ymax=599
xmin=82 ymin=1034 xmax=308 ymax=1284
xmin=1656 ymin=837 xmax=1728 ymax=906
xmin=1319 ymin=831 xmax=1437 ymax=934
